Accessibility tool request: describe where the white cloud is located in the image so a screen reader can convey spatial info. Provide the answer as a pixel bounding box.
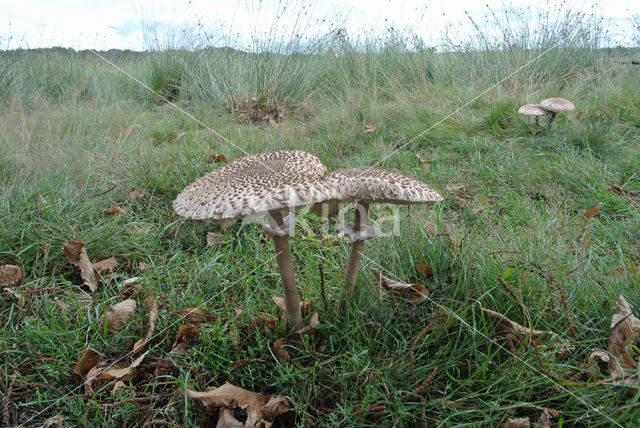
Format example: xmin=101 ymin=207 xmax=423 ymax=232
xmin=1 ymin=0 xmax=639 ymax=50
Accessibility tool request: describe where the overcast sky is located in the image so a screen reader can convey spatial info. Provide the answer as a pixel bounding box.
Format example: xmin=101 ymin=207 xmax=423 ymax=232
xmin=2 ymin=0 xmax=639 ymax=51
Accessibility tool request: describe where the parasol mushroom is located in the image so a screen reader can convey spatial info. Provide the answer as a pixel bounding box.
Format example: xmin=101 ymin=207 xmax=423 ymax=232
xmin=173 ymin=150 xmax=337 ymax=329
xmin=518 ymin=103 xmax=552 ymax=126
xmin=314 ymin=167 xmax=442 ymax=310
xmin=539 ymin=97 xmax=575 ymax=127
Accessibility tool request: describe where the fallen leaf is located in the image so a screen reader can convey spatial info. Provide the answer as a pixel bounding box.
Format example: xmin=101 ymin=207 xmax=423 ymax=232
xmin=186 ymin=382 xmax=290 ymax=425
xmin=0 ymin=264 xmax=24 ymax=286
xmin=103 ymin=205 xmax=124 ymax=215
xmin=111 ymin=380 xmax=128 ymax=396
xmin=72 ymin=349 xmax=100 ymax=384
xmin=416 ymin=264 xmax=434 ymax=276
xmin=582 ymin=203 xmax=600 ymax=219
xmin=272 ymin=295 xmax=311 ymax=315
xmin=84 ymin=351 xmax=148 ymax=395
xmin=105 ymin=299 xmax=137 ymax=332
xmin=416 ymin=153 xmax=431 ymax=170
xmin=575 ymin=111 xmax=582 ymax=120
xmin=218 ymin=219 xmax=236 ymax=229
xmin=371 ymin=269 xmax=429 ymax=303
xmin=363 ymin=122 xmax=376 ymax=134
xmin=273 ymin=338 xmax=291 ymax=364
xmin=481 ymin=307 xmax=558 ymax=343
xmin=173 ymin=307 xmax=217 ymax=324
xmin=129 ymin=189 xmax=144 ymax=201
xmin=138 ymin=261 xmax=149 ymax=271
xmin=173 ymin=131 xmax=186 ymax=142
xmin=251 ymin=313 xmax=280 ymax=330
xmin=39 ymin=413 xmax=65 ymax=428
xmin=92 ymin=257 xmax=120 ymax=275
xmin=216 ymin=408 xmax=243 ymax=428
xmin=608 ymin=184 xmax=640 ymax=198
xmin=4 ymin=287 xmax=25 ymax=306
xmin=607 ymin=296 xmax=640 ymax=381
xmin=133 ymin=292 xmax=158 ymax=354
xmin=209 ymin=153 xmax=228 ymax=163
xmin=171 ymin=325 xmax=201 ymax=353
xmin=502 ymin=418 xmax=530 ymax=428
xmin=207 ymin=232 xmax=226 ymax=247
xmin=63 ymin=241 xmax=98 ymax=292
xmin=537 ymin=408 xmax=558 ymax=428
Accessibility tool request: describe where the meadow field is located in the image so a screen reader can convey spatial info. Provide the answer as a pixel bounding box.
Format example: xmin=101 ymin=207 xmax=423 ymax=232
xmin=1 ymin=6 xmax=640 ymax=427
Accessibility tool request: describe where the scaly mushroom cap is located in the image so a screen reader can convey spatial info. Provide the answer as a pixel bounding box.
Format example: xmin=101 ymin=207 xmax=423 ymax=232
xmin=173 ymin=150 xmax=338 ymax=220
xmin=518 ymin=104 xmax=552 ymax=117
xmin=539 ymin=98 xmax=575 ymax=113
xmin=322 ymin=167 xmax=443 ymax=204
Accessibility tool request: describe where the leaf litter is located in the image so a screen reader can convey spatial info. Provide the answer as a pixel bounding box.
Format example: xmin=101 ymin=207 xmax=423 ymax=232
xmin=104 ymin=298 xmax=137 ymax=332
xmin=186 ymin=382 xmax=291 ymax=427
xmin=63 ymin=241 xmax=98 ymax=292
xmin=372 ymin=268 xmax=429 ymax=303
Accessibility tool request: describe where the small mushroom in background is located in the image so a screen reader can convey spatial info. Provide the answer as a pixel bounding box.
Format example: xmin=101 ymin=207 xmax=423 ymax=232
xmin=173 ymin=150 xmax=337 ymax=330
xmin=518 ymin=103 xmax=551 ymax=126
xmin=314 ymin=167 xmax=443 ymax=311
xmin=539 ymin=97 xmax=575 ymax=127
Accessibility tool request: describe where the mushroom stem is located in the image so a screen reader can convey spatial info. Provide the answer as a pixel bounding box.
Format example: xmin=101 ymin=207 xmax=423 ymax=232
xmin=339 ymin=201 xmax=370 ymax=311
xmin=268 ymin=210 xmax=303 ymax=330
xmin=548 ymin=112 xmax=556 ymax=128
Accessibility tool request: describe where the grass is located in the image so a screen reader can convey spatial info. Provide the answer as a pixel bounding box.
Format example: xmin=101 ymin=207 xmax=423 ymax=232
xmin=1 ymin=5 xmax=640 ymax=426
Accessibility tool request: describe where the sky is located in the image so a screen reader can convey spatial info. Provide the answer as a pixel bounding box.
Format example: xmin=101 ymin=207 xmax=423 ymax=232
xmin=1 ymin=0 xmax=639 ymax=51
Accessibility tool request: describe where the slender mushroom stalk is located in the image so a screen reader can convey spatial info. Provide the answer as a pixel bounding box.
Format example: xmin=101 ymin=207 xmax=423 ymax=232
xmin=266 ymin=210 xmax=303 ymax=330
xmin=344 ymin=201 xmax=369 ymax=285
xmin=339 ymin=201 xmax=370 ymax=310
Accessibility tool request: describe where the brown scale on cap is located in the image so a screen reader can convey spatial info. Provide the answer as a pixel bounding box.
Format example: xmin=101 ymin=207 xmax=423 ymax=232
xmin=173 ymin=150 xmax=338 ymax=221
xmin=518 ymin=104 xmax=552 ymax=117
xmin=540 ymin=97 xmax=575 ymax=113
xmin=318 ymin=167 xmax=443 ymax=213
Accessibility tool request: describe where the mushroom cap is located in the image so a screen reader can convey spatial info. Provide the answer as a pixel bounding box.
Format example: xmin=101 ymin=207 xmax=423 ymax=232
xmin=518 ymin=104 xmax=552 ymax=116
xmin=539 ymin=98 xmax=575 ymax=113
xmin=321 ymin=167 xmax=443 ymax=205
xmin=173 ymin=150 xmax=338 ymax=220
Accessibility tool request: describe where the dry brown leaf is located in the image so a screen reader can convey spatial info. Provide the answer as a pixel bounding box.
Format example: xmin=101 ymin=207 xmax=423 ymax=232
xmin=133 ymin=292 xmax=158 ymax=354
xmin=171 ymin=325 xmax=201 ymax=353
xmin=481 ymin=307 xmax=556 ymax=343
xmin=209 ymin=153 xmax=228 ymax=163
xmin=416 ymin=153 xmax=431 ymax=170
xmin=186 ymin=382 xmax=290 ymax=425
xmin=174 ymin=307 xmax=217 ymax=324
xmin=92 ymin=257 xmax=120 ymax=275
xmin=103 ymin=205 xmax=124 ymax=215
xmin=111 ymin=380 xmax=128 ymax=396
xmin=416 ymin=264 xmax=434 ymax=276
xmin=582 ymin=203 xmax=600 ymax=219
xmin=0 ymin=264 xmax=24 ymax=286
xmin=39 ymin=413 xmax=65 ymax=428
xmin=218 ymin=219 xmax=236 ymax=229
xmin=273 ymin=338 xmax=291 ymax=364
xmin=217 ymin=408 xmax=243 ymax=428
xmin=372 ymin=269 xmax=429 ymax=303
xmin=84 ymin=351 xmax=148 ymax=395
xmin=173 ymin=132 xmax=186 ymax=142
xmin=105 ymin=298 xmax=137 ymax=332
xmin=63 ymin=241 xmax=98 ymax=292
xmin=251 ymin=313 xmax=280 ymax=330
xmin=537 ymin=408 xmax=558 ymax=428
xmin=4 ymin=287 xmax=25 ymax=306
xmin=502 ymin=418 xmax=530 ymax=428
xmin=608 ymin=184 xmax=640 ymax=198
xmin=72 ymin=349 xmax=100 ymax=384
xmin=363 ymin=122 xmax=376 ymax=134
xmin=207 ymin=232 xmax=227 ymax=248
xmin=607 ymin=296 xmax=640 ymax=381
xmin=129 ymin=189 xmax=144 ymax=201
